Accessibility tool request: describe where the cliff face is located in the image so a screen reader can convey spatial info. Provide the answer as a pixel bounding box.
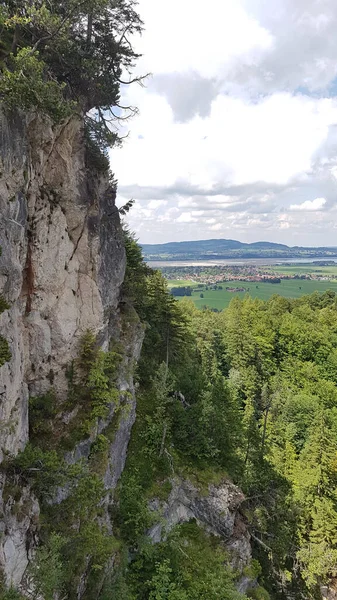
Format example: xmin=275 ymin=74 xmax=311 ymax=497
xmin=0 ymin=111 xmax=125 ymax=462
xmin=0 ymin=110 xmax=142 ymax=590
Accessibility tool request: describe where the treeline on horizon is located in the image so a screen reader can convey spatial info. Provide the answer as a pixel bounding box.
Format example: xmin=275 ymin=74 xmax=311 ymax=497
xmin=142 ymin=238 xmax=337 ymax=262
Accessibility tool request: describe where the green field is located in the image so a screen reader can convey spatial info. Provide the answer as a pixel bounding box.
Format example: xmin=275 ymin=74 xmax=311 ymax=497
xmin=268 ymin=264 xmax=337 ymax=276
xmin=174 ymin=279 xmax=337 ymax=310
xmin=167 ymin=279 xmax=196 ymax=288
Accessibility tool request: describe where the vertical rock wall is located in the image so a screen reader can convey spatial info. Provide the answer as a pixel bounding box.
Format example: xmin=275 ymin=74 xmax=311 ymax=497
xmin=0 ymin=111 xmax=125 ymax=462
xmin=0 ymin=110 xmax=137 ymax=590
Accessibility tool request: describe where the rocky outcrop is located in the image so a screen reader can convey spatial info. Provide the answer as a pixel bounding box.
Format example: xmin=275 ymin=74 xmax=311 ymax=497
xmin=148 ymin=478 xmax=253 ymax=591
xmin=0 ymin=111 xmax=125 ymax=462
xmin=0 ymin=109 xmax=135 ymax=590
xmin=322 ymin=583 xmax=337 ymax=600
xmin=0 ymin=473 xmax=39 ymax=587
xmin=103 ymin=308 xmax=144 ymax=493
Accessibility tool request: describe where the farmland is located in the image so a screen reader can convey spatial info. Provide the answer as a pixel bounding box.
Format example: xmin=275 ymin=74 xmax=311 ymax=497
xmin=267 ymin=264 xmax=337 ymax=277
xmin=166 ymin=279 xmax=196 ymax=288
xmin=173 ymin=278 xmax=337 ymax=310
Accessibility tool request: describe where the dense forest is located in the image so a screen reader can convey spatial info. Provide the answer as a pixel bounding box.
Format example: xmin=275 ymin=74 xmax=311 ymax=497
xmin=111 ymin=236 xmax=337 ymax=600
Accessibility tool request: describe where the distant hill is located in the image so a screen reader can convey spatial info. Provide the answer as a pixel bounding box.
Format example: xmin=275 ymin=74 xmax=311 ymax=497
xmin=141 ymin=238 xmax=337 ymax=261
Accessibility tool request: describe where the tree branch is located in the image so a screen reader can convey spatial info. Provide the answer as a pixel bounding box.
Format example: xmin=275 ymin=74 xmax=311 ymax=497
xmin=250 ymin=532 xmax=273 ymax=554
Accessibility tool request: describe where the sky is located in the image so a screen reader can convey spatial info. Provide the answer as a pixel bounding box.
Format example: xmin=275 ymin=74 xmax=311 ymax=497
xmin=110 ymin=0 xmax=337 ymax=246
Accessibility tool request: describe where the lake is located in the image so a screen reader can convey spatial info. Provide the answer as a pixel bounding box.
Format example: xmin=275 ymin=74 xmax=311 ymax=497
xmin=147 ymin=257 xmax=337 ymax=268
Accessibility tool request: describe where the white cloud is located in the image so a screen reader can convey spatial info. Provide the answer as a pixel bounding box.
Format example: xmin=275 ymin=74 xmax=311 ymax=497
xmin=289 ymin=197 xmax=327 ymax=211
xmin=147 ymin=200 xmax=167 ymax=209
xmin=111 ymin=0 xmax=337 ymax=245
xmin=135 ymin=0 xmax=272 ymax=78
xmin=113 ymin=91 xmax=337 ymax=189
xmin=210 ymin=223 xmax=223 ymax=231
xmin=176 ymin=212 xmax=199 ymax=223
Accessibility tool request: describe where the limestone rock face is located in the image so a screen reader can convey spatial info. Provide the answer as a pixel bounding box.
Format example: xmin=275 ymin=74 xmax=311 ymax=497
xmin=0 ymin=111 xmax=125 ymax=462
xmin=148 ymin=478 xmax=253 ymax=592
xmin=0 ymin=474 xmax=39 ymax=588
xmin=103 ymin=308 xmax=144 ymax=493
xmin=0 ymin=110 xmax=131 ymax=590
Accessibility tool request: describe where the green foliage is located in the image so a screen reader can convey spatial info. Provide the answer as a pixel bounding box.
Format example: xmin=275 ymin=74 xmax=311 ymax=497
xmin=148 ymin=560 xmax=187 ymax=600
xmin=90 ymin=433 xmax=109 ymax=455
xmin=8 ymin=231 xmax=337 ymax=600
xmin=120 ymin=257 xmax=337 ymax=598
xmin=122 ymin=228 xmax=152 ymax=308
xmin=123 ymin=521 xmax=246 ymax=600
xmin=0 ymin=334 xmax=11 ymax=366
xmin=60 ymin=519 xmax=118 ymax=591
xmin=29 ymin=389 xmax=58 ymax=444
xmin=13 ymin=443 xmax=68 ymax=496
xmin=0 ymin=589 xmax=25 ymax=600
xmin=14 ymin=440 xmax=118 ymax=597
xmin=220 ymin=294 xmax=337 ymax=594
xmin=244 ymin=560 xmax=262 ymax=579
xmin=247 ymin=586 xmax=270 ymax=600
xmin=99 ymin=548 xmax=136 ymax=600
xmin=0 ymin=0 xmax=144 ymax=149
xmin=0 ymin=288 xmax=11 ymax=367
xmin=139 ymin=272 xmax=191 ymax=384
xmin=0 ymin=47 xmax=72 ymax=120
xmin=116 ymin=373 xmax=173 ymax=517
xmin=78 ymin=329 xmax=99 ymax=374
xmin=0 ymin=295 xmax=9 ymax=312
xmin=62 ymin=331 xmax=122 ymax=444
xmin=87 ymin=350 xmax=120 ymax=420
xmin=116 ymin=472 xmax=154 ymax=544
xmin=123 ymin=229 xmax=192 ymax=384
xmin=7 ymin=328 xmax=129 ymax=597
xmin=85 ymin=128 xmax=111 ymax=173
xmin=119 ymin=198 xmax=135 ymax=215
xmin=29 ymin=533 xmax=66 ymax=600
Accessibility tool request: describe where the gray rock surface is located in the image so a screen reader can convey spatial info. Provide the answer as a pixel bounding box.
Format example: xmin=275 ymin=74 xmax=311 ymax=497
xmin=0 ymin=112 xmax=125 ymax=463
xmin=0 ymin=474 xmax=39 ymax=587
xmin=148 ymin=477 xmax=253 ymax=590
xmin=0 ymin=110 xmax=133 ymax=590
xmin=322 ymin=584 xmax=337 ymax=600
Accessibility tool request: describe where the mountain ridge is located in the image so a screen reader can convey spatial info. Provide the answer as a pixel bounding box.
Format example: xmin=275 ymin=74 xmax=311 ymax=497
xmin=141 ymin=238 xmax=337 ymax=260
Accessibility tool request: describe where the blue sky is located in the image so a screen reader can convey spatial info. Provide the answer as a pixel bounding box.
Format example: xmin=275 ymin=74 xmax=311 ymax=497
xmin=110 ymin=0 xmax=337 ymax=246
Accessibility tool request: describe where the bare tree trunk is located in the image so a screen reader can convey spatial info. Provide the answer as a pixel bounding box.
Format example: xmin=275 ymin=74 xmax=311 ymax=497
xmin=87 ymin=12 xmax=93 ymax=45
xmin=166 ymin=324 xmax=169 ymax=374
xmin=244 ymin=436 xmax=250 ymax=466
xmin=11 ymin=24 xmax=19 ymax=54
xmin=261 ymin=405 xmax=271 ymax=457
xmin=159 ymin=424 xmax=167 ymax=458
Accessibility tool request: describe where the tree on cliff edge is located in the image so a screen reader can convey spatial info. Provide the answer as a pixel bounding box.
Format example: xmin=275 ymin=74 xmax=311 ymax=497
xmin=0 ymin=0 xmax=145 ymax=151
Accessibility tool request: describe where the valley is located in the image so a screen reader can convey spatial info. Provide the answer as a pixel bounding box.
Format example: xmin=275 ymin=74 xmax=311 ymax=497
xmin=160 ymin=262 xmax=337 ymax=309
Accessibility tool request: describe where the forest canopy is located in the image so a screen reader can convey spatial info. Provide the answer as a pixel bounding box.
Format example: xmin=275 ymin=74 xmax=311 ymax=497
xmin=101 ymin=236 xmax=337 ymax=598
